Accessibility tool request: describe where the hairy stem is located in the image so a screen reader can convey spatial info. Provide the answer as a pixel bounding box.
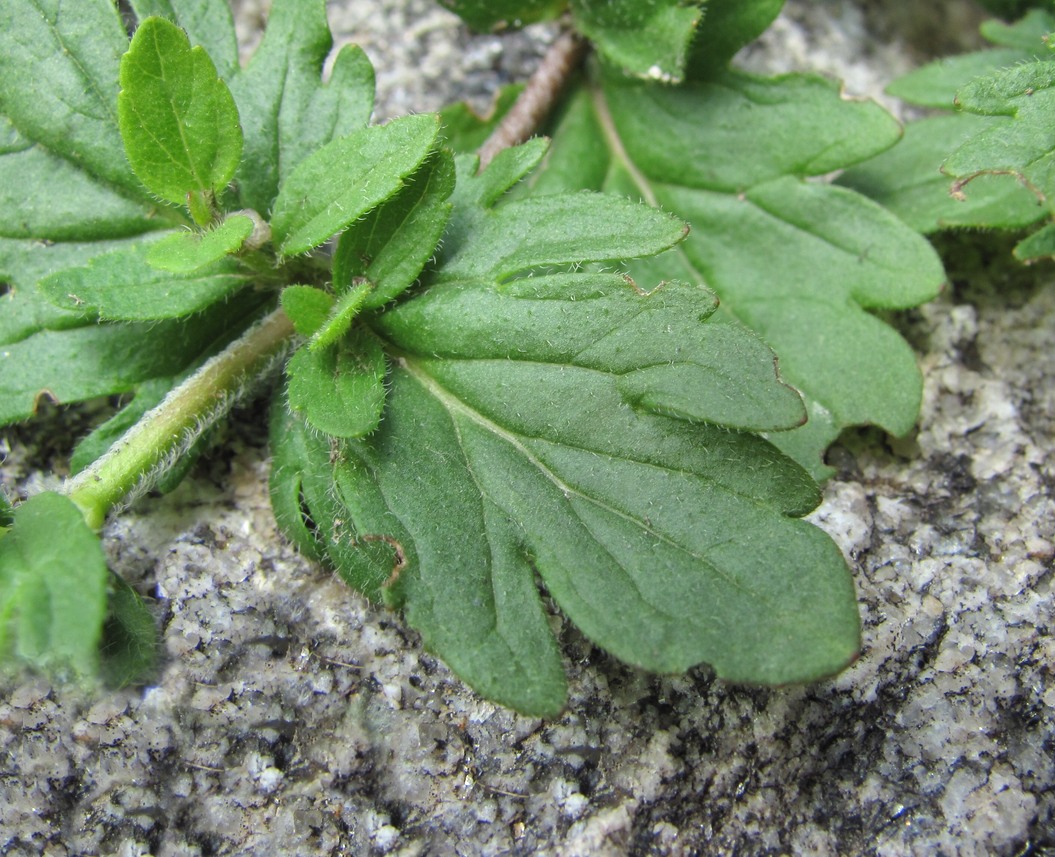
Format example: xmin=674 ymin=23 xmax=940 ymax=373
xmin=65 ymin=307 xmax=296 ymax=530
xmin=477 ymin=26 xmax=587 ymax=169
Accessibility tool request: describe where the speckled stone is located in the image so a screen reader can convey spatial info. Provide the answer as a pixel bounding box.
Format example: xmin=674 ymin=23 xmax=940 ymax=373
xmin=1 ymin=2 xmax=1053 ymax=855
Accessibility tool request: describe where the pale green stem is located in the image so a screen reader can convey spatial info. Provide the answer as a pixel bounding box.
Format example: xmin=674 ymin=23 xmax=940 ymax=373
xmin=64 ymin=307 xmax=296 ymax=530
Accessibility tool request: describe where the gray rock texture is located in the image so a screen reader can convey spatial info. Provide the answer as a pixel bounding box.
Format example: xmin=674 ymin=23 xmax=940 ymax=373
xmin=2 ymin=1 xmax=1053 ymax=855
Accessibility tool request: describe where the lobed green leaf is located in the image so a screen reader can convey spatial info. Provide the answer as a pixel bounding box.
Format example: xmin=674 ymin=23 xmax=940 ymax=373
xmin=523 ymin=73 xmax=944 ymax=477
xmin=230 ymin=0 xmax=376 ymax=214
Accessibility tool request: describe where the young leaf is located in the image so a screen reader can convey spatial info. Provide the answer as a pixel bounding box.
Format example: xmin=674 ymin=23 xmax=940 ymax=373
xmin=38 ymin=241 xmax=248 ymax=321
xmin=129 ymin=0 xmax=240 ymax=80
xmin=570 ymin=0 xmax=703 ymax=83
xmin=523 ymin=73 xmax=944 ymax=477
xmin=270 ymin=114 xmax=441 ymax=256
xmin=286 ymin=330 xmax=387 ymax=438
xmin=281 ymin=285 xmax=335 ymax=338
xmin=0 ymin=492 xmax=109 ymax=679
xmin=0 ymin=0 xmax=144 ymax=200
xmin=332 ymin=149 xmax=457 ymax=309
xmin=230 ymin=0 xmax=376 ymax=214
xmin=145 ymin=214 xmax=255 ymax=273
xmin=118 ymin=17 xmax=243 ymax=208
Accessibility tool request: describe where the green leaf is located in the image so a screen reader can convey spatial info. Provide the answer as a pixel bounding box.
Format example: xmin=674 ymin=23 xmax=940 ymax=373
xmin=0 ymin=143 xmax=160 ymax=242
xmin=435 ymin=0 xmax=566 ymax=31
xmin=38 ymin=241 xmax=248 ymax=320
xmin=286 ymin=330 xmax=388 ymax=438
xmin=230 ymin=0 xmax=376 ymax=214
xmin=887 ymin=10 xmax=1055 ymax=108
xmin=528 ymin=73 xmax=944 ymax=477
xmin=570 ymin=0 xmax=703 ymax=83
xmin=99 ymin=573 xmax=158 ymax=688
xmin=686 ymin=0 xmax=785 ymax=80
xmin=129 ymin=0 xmax=239 ymax=80
xmin=837 ymin=114 xmax=1047 ymax=233
xmin=145 ymin=214 xmax=255 ymax=273
xmin=0 ymin=0 xmax=143 ymax=199
xmin=281 ymin=285 xmax=335 ymax=337
xmin=275 ymin=166 xmax=859 ymax=714
xmin=0 ymin=492 xmax=109 ymax=679
xmin=1014 ymin=220 xmax=1055 ymax=259
xmin=309 ymin=283 xmax=374 ymax=351
xmin=118 ymin=17 xmax=243 ymax=207
xmin=270 ymin=114 xmax=441 ymax=256
xmin=333 ymin=149 xmax=457 ymax=309
xmin=0 ymin=287 xmax=263 ymax=426
xmin=946 ymin=61 xmax=1055 ymax=219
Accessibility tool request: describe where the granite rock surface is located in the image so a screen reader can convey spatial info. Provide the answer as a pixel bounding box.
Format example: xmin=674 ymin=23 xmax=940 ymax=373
xmin=1 ymin=2 xmax=1053 ymax=855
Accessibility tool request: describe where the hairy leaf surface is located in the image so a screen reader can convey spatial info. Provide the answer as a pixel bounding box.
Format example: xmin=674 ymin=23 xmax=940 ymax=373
xmin=273 ymin=153 xmax=860 ymax=714
xmin=517 ymin=73 xmax=944 ymax=476
xmin=129 ymin=0 xmax=240 ymax=79
xmin=230 ymin=0 xmax=376 ymax=214
xmin=38 ymin=242 xmax=248 ymax=321
xmin=570 ymin=0 xmax=703 ymax=83
xmin=118 ymin=17 xmax=243 ymax=207
xmin=0 ymin=0 xmax=143 ymax=200
xmin=270 ymin=114 xmax=441 ymax=256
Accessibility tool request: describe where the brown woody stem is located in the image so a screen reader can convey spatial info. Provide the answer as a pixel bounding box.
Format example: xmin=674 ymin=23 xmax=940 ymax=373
xmin=477 ymin=27 xmax=587 ymax=170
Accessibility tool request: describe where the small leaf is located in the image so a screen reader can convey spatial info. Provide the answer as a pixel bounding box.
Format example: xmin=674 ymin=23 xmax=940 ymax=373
xmin=129 ymin=0 xmax=239 ymax=79
xmin=310 ymin=282 xmax=374 ymax=351
xmin=570 ymin=0 xmax=703 ymax=83
xmin=0 ymin=493 xmax=12 ymax=529
xmin=39 ymin=241 xmax=248 ymax=320
xmin=281 ymin=285 xmax=335 ymax=337
xmin=146 ymin=214 xmax=255 ymax=273
xmin=118 ymin=17 xmax=243 ymax=206
xmin=439 ymin=85 xmax=523 ymax=153
xmin=230 ymin=0 xmax=376 ymax=214
xmin=333 ymin=149 xmax=456 ymax=309
xmin=270 ymin=114 xmax=441 ymax=256
xmin=286 ymin=330 xmax=387 ymax=438
xmin=99 ymin=573 xmax=158 ymax=688
xmin=0 ymin=492 xmax=109 ymax=679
